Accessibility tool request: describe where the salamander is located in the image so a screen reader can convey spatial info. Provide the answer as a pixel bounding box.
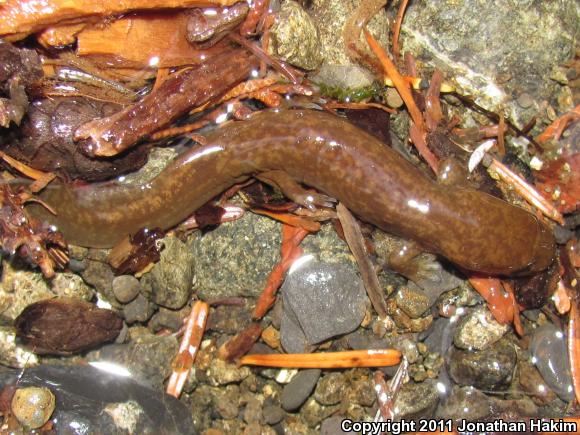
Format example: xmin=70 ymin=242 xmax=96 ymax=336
xmin=26 ymin=109 xmax=555 ymax=276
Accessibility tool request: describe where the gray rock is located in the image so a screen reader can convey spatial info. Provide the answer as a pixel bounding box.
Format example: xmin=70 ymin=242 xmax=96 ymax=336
xmin=193 ymin=213 xmax=280 ymax=300
xmin=321 ymin=415 xmax=351 ymax=435
xmin=149 ymin=306 xmax=188 ymax=332
xmin=205 ymin=358 xmax=251 ymax=386
xmin=395 ymin=282 xmax=431 ymax=318
xmin=269 ymin=1 xmax=322 ymax=70
xmin=281 ymin=369 xmax=321 ymax=412
xmin=207 ymin=304 xmax=252 ymax=334
xmin=120 ymin=147 xmax=177 ymax=185
xmin=281 ymin=260 xmax=367 ymax=345
xmin=392 ymin=380 xmax=439 ymax=420
xmin=81 ymin=249 xmax=117 ymax=306
xmin=280 ymin=300 xmax=315 ymax=354
xmin=0 ymin=260 xmax=54 ymax=321
xmin=87 ymin=333 xmax=178 ymax=389
xmin=112 ymin=275 xmax=141 ymax=304
xmin=123 ymin=294 xmax=155 ymax=324
xmin=400 ymin=0 xmax=578 ymax=125
xmin=243 ymin=396 xmax=263 ymax=424
xmin=150 ymin=236 xmax=195 ymax=309
xmin=213 ymin=384 xmax=240 ymax=420
xmin=447 ymin=338 xmax=517 ymax=391
xmin=313 ymin=372 xmax=347 ymax=406
xmin=262 ymin=405 xmax=284 ymax=425
xmin=453 ymin=306 xmax=509 ymax=350
xmin=531 ymin=323 xmax=575 ymax=402
xmin=437 ymin=386 xmax=491 ymax=420
xmin=51 ymin=273 xmax=94 ymax=300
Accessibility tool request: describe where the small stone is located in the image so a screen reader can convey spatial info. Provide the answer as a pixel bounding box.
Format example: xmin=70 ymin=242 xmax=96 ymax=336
xmin=104 ymin=400 xmax=143 ymax=433
xmin=281 ymin=369 xmax=321 ymax=412
xmin=214 ymin=385 xmax=240 ymax=420
xmin=80 ymin=249 xmax=117 ymax=304
xmin=321 ymin=416 xmax=350 ymax=435
xmin=385 ymin=88 xmax=404 ymax=108
xmin=314 ymin=372 xmax=347 ymax=406
xmin=150 ymin=236 xmax=195 ymax=309
xmin=0 ymin=327 xmax=38 ymax=368
xmin=448 ymin=338 xmax=517 ymax=391
xmin=206 ymin=358 xmax=251 ymax=386
xmin=281 ymin=260 xmax=367 ymax=345
xmin=243 ymin=396 xmax=263 ymax=424
xmin=517 ymin=92 xmax=535 ymax=108
xmin=263 ymin=405 xmax=284 ymax=425
xmin=409 ymin=365 xmax=428 ymax=382
xmin=269 ymin=1 xmax=322 ymax=70
xmin=149 ymin=306 xmax=188 ymax=332
xmin=123 ymin=293 xmax=154 ymax=324
xmin=437 ymin=386 xmax=491 ymax=420
xmin=396 ymin=283 xmax=431 ymax=318
xmin=112 ymin=275 xmax=141 ymax=303
xmin=396 ymin=338 xmax=420 ymax=364
xmin=51 ymin=273 xmax=94 ymax=300
xmin=453 ymin=306 xmax=509 ymax=350
xmin=11 ymin=387 xmax=55 ymax=429
xmin=392 ymin=380 xmax=439 ymax=419
xmin=261 ymin=325 xmax=280 ymax=350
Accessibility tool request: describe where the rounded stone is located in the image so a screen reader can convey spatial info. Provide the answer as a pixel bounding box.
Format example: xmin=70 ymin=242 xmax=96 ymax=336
xmin=112 ymin=275 xmax=141 ymax=303
xmin=11 ymin=387 xmax=55 ymax=429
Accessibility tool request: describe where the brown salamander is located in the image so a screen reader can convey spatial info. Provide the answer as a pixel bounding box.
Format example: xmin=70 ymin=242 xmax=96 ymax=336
xmin=27 ymin=109 xmax=555 ymax=276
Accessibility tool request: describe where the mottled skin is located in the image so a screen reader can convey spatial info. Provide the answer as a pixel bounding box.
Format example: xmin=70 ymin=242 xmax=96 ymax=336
xmin=27 ymin=110 xmax=555 ymax=276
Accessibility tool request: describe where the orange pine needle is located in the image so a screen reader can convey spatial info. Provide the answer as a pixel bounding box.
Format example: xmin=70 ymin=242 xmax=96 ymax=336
xmin=537 ymin=104 xmax=580 ymax=143
xmin=568 ymin=303 xmax=580 ymax=405
xmin=252 ymin=208 xmax=321 ymax=232
xmin=0 ymin=151 xmax=55 ymax=192
xmin=392 ymin=0 xmax=409 ymax=62
xmin=240 ymin=349 xmax=402 ymax=368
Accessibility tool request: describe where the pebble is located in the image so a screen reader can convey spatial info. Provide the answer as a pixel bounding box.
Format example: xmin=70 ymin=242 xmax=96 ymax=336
xmin=11 ymin=387 xmax=55 ymax=429
xmin=517 ymin=92 xmax=535 ymax=108
xmin=448 ymin=338 xmax=516 ymax=391
xmin=262 ymin=404 xmax=284 ymax=425
xmin=149 ymin=306 xmax=188 ymax=332
xmin=112 ymin=275 xmax=141 ymax=303
xmin=150 ymin=236 xmax=195 ymax=309
xmin=80 ymin=249 xmax=117 ymax=305
xmin=385 ymin=88 xmax=404 ymax=108
xmin=453 ymin=306 xmax=509 ymax=350
xmin=436 ymin=386 xmax=491 ymax=420
xmin=281 ymin=260 xmax=367 ymax=346
xmin=321 ymin=415 xmax=350 ymax=434
xmin=281 ymin=369 xmax=321 ymax=412
xmin=395 ymin=282 xmax=431 ymax=319
xmin=214 ymin=385 xmax=240 ymax=419
xmin=51 ymin=273 xmax=94 ymax=300
xmin=518 ymin=359 xmax=557 ymax=406
xmin=243 ymin=396 xmax=263 ymax=424
xmin=392 ymin=380 xmax=439 ymax=419
xmin=206 ymin=358 xmax=251 ymax=386
xmin=123 ymin=293 xmax=155 ymax=324
xmin=313 ymin=372 xmax=347 ymax=406
xmin=530 ymin=323 xmax=575 ymax=402
xmin=280 ymin=302 xmax=315 ymax=354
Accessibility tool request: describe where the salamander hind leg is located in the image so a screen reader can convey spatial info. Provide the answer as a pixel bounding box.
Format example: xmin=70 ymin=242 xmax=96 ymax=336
xmin=257 ymin=170 xmax=336 ymax=211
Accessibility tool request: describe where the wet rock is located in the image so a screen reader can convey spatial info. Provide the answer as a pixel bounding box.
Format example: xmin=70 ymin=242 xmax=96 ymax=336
xmin=314 ymin=372 xmax=347 ymax=406
xmin=518 ymin=359 xmax=557 ymax=406
xmin=302 ymin=397 xmax=339 ymax=428
xmin=281 ymin=369 xmax=321 ymax=412
xmin=423 ymin=317 xmax=457 ymax=354
xmin=269 ymin=1 xmax=322 ymax=70
xmin=123 ymin=293 xmax=155 ymax=324
xmin=530 ymin=323 xmax=575 ymax=402
xmin=0 ymin=364 xmax=194 ymax=434
xmin=150 ymin=236 xmax=195 ymax=309
xmin=51 ymin=272 xmax=94 ymax=300
xmin=262 ymin=404 xmax=284 ymax=425
xmin=112 ymin=275 xmax=141 ymax=303
xmin=400 ymin=0 xmax=578 ymax=124
xmin=489 ymin=395 xmax=538 ymax=418
xmin=215 ymin=385 xmax=241 ymax=419
xmin=206 ymin=358 xmax=251 ymax=386
xmin=243 ymin=396 xmax=263 ymax=424
xmin=87 ymin=333 xmax=178 ymax=389
xmin=453 ymin=306 xmax=509 ymax=350
xmin=120 ymin=147 xmax=177 ymax=185
xmin=207 ymin=304 xmax=253 ymax=334
xmin=149 ymin=306 xmax=188 ymax=332
xmin=280 ymin=300 xmax=315 ymax=354
xmin=386 ymin=298 xmax=433 ymax=333
xmin=80 ymin=249 xmax=117 ymax=305
xmin=281 ymin=259 xmax=367 ymax=346
xmin=11 ymin=386 xmax=55 ymax=429
xmin=321 ymin=415 xmax=350 ymax=435
xmin=0 ymin=260 xmax=53 ymax=321
xmin=448 ymin=338 xmax=517 ymax=391
xmin=437 ymin=386 xmax=491 ymax=420
xmin=392 ymin=380 xmax=439 ymax=420
xmin=395 ymin=282 xmax=431 ymax=318
xmin=193 ymin=213 xmax=280 ymax=300
xmin=309 ymin=0 xmax=389 ymax=89
xmin=0 ymin=326 xmax=38 ymax=368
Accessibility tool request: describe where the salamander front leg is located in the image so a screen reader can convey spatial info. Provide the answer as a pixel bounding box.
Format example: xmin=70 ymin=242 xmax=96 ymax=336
xmin=257 ymin=170 xmax=336 ymax=211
